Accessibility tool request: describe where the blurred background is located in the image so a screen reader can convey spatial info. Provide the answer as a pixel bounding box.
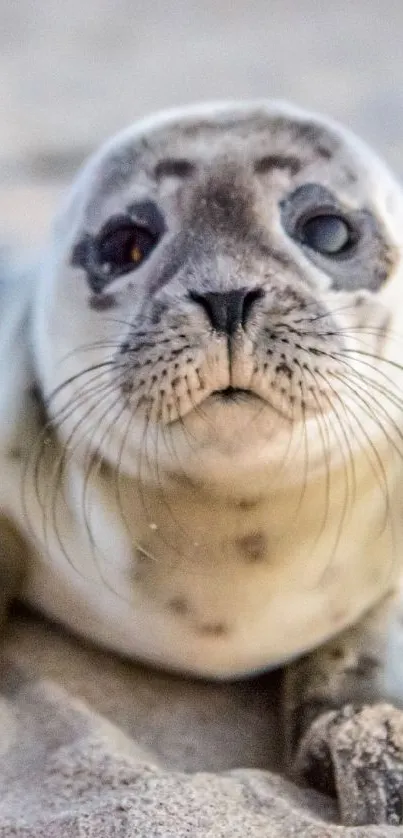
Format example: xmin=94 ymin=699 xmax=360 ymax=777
xmin=2 ymin=0 xmax=403 ymax=245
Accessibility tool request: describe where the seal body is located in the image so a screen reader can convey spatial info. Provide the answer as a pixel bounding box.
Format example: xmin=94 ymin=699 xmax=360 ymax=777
xmin=3 ymin=100 xmax=403 ymax=679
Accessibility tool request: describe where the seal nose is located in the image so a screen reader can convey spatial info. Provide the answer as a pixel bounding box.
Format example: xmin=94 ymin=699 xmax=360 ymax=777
xmin=189 ymin=288 xmax=263 ymax=335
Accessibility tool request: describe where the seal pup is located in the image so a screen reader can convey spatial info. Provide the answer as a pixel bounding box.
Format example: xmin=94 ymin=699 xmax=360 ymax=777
xmin=2 ymin=100 xmax=403 ymax=825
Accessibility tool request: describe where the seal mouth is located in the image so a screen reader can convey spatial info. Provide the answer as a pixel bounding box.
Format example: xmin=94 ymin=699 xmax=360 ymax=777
xmin=213 ymin=386 xmax=261 ymax=402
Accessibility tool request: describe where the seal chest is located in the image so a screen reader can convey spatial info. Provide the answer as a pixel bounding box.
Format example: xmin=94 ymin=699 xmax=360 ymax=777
xmin=12 ymin=99 xmax=403 ymax=676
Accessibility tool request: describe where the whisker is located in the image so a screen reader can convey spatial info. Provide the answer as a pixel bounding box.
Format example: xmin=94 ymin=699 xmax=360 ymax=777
xmin=45 ymin=361 xmax=118 ymax=412
xmin=330 ymin=373 xmax=399 ymax=583
xmin=22 ymin=367 xmax=119 ymax=544
xmin=57 ymin=339 xmax=124 ymax=366
xmin=39 ymin=376 xmax=122 ymax=577
xmin=80 ymin=381 xmax=141 ymax=600
xmin=294 ymin=364 xmax=333 ymax=554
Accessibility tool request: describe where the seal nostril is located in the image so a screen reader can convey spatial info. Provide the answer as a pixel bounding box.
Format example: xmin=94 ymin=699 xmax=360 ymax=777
xmin=241 ymin=287 xmax=265 ymax=328
xmin=189 ymin=287 xmax=264 ymax=335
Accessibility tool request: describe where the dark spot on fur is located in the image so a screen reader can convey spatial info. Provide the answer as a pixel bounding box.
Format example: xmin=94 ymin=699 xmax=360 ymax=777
xmin=89 ymin=293 xmax=117 ymax=311
xmin=275 ymin=362 xmax=292 ymax=379
xmin=98 ymin=458 xmax=113 ymax=479
xmin=315 ymin=144 xmax=333 ymax=160
xmin=343 ymin=168 xmax=358 ymax=185
xmin=254 ymin=154 xmax=302 ymax=175
xmin=155 ymin=158 xmax=196 ymax=180
xmin=169 ymin=596 xmax=190 ymax=616
xmin=121 ymin=380 xmax=134 ymax=395
xmin=192 ymin=167 xmax=257 ymax=238
xmin=291 ymin=122 xmax=338 ymax=161
xmin=236 ymin=498 xmax=259 ymax=510
xmin=198 ymin=622 xmax=228 ymax=637
xmin=150 ymin=302 xmax=166 ymax=324
xmin=237 ymin=532 xmax=268 ymax=562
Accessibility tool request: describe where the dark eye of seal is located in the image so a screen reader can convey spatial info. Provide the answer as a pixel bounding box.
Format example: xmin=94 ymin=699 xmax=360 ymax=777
xmin=97 ymin=216 xmax=158 ymax=276
xmin=299 ymin=214 xmax=355 ymax=256
xmin=279 ymin=182 xmax=394 ymax=292
xmin=281 ymin=184 xmax=359 ymax=261
xmin=71 ymin=201 xmax=166 ymax=294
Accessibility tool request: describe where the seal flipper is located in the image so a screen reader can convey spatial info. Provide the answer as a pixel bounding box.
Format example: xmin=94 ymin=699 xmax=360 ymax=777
xmin=283 ymin=592 xmax=403 ymax=825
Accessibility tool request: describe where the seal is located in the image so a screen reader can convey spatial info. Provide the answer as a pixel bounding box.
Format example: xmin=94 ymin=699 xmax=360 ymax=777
xmin=2 ymin=100 xmax=403 ymax=825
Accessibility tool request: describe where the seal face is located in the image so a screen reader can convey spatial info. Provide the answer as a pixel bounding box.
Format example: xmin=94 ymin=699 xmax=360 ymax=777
xmin=20 ymin=101 xmax=403 ymax=676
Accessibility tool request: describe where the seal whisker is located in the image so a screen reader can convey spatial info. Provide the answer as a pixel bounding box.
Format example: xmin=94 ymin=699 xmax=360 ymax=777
xmin=328 ymin=373 xmax=399 ymax=583
xmin=335 ymin=347 xmax=403 ymax=375
xmin=79 ymin=381 xmax=140 ymax=592
xmin=292 ymin=362 xmax=333 ymax=550
xmin=310 ymin=368 xmax=363 ymax=577
xmin=45 ymin=360 xmax=118 ymax=410
xmin=333 ymin=351 xmax=403 ymax=413
xmin=46 ymin=365 xmax=124 ymax=428
xmin=41 ymin=377 xmax=126 ymax=577
xmin=331 ymin=369 xmax=403 ymax=461
xmin=22 ymin=366 xmax=120 ymax=538
xmin=56 ymin=339 xmax=125 ymax=366
xmin=126 ymin=376 xmax=191 ymax=564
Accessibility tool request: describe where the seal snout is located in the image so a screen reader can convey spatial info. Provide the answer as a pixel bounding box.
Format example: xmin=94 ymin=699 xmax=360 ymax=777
xmin=188 ymin=287 xmax=264 ymax=335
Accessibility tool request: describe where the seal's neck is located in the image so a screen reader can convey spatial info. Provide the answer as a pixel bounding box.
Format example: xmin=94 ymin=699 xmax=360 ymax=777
xmin=69 ymin=446 xmax=402 ymax=584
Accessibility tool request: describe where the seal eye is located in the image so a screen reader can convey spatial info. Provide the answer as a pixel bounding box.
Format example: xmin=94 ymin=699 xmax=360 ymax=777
xmin=299 ymin=214 xmax=354 ymax=256
xmin=280 ymin=183 xmax=392 ymax=291
xmin=97 ymin=217 xmax=157 ymax=276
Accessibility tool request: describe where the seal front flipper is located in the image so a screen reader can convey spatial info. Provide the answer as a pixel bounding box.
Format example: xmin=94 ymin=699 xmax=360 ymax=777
xmin=283 ymin=591 xmax=403 ymax=826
